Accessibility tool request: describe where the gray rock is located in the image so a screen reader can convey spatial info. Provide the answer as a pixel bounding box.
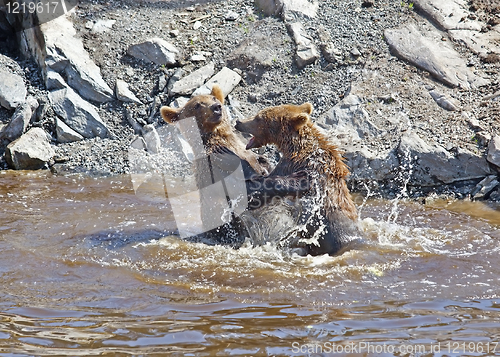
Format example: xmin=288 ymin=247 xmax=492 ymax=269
xmin=0 ymin=68 xmax=27 ymax=110
xmin=166 ymin=68 xmax=185 ymax=94
xmin=384 ymin=24 xmax=489 ymax=89
xmin=281 ymin=0 xmax=319 ymax=21
xmin=169 ymin=63 xmax=215 ymax=96
xmin=125 ymin=107 xmax=143 ymax=134
xmin=350 ymin=47 xmax=361 ymax=57
xmin=322 ymin=43 xmax=342 ymax=63
xmin=190 ymin=54 xmax=206 ymax=62
xmin=319 ymin=94 xmax=380 ymax=140
xmin=487 ymin=136 xmax=500 ymax=168
xmin=449 ymin=28 xmax=500 ymax=59
xmin=475 ymin=131 xmax=491 ymax=147
xmin=115 ymin=79 xmax=142 ymax=104
xmin=227 ymin=31 xmax=279 ymax=81
xmin=319 ymin=94 xmax=399 ymax=184
xmin=42 ymin=15 xmax=114 ymax=103
xmin=169 ymin=97 xmax=190 ymax=109
xmin=56 ymin=117 xmax=84 ymax=143
xmin=490 ymin=189 xmax=500 ymax=202
xmin=127 ymin=38 xmax=179 ymax=66
xmin=0 ymin=96 xmax=38 ymax=142
xmin=471 ymin=175 xmax=500 ymax=200
xmin=398 ymin=131 xmax=491 ymax=186
xmin=5 ymin=127 xmax=55 ymax=170
xmin=255 ymin=0 xmax=282 ymax=16
xmin=125 ymin=68 xmax=135 ymax=77
xmin=287 ymin=22 xmax=319 ymax=69
xmin=46 ymin=70 xmax=67 ymax=90
xmin=158 ymin=73 xmax=167 ymax=92
xmin=193 ymin=21 xmax=202 ymax=30
xmin=147 ymin=96 xmax=161 ymax=124
xmin=344 ymin=146 xmax=399 ymax=183
xmin=192 ymin=67 xmax=242 ymax=97
xmin=195 ymin=50 xmax=213 ymax=58
xmin=130 ymin=135 xmax=147 ymax=151
xmin=49 ymin=75 xmax=108 ymax=139
xmin=225 ymin=10 xmax=239 ymax=21
xmin=464 ymin=112 xmax=485 ymax=131
xmin=255 ymin=0 xmax=318 ymax=20
xmin=317 ymin=26 xmax=342 ymax=63
xmin=428 ymin=90 xmax=459 ymax=111
xmin=91 ymin=19 xmax=116 ymax=34
xmin=227 ymin=99 xmax=246 ymax=123
xmin=142 ymin=124 xmax=161 ymax=154
xmin=413 ymin=0 xmax=482 ymax=31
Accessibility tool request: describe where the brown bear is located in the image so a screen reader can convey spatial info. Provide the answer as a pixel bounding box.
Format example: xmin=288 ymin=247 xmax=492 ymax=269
xmin=159 ymin=85 xmax=304 ymax=247
xmin=235 ymin=102 xmax=361 ymax=256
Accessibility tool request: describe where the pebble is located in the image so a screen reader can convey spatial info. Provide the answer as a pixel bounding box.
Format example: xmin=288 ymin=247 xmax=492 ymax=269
xmin=193 ymin=21 xmax=202 ymax=30
xmin=350 ymin=47 xmax=361 ymax=57
xmin=190 ymin=54 xmax=206 ymax=62
xmin=225 ymin=10 xmax=239 ymax=21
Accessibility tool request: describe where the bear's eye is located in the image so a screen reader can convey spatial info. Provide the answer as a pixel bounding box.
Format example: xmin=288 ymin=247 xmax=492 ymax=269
xmin=194 ymin=103 xmax=202 ymax=109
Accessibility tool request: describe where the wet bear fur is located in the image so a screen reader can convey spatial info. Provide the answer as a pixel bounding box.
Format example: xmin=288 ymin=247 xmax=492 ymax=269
xmin=236 ymin=102 xmax=361 ymax=255
xmin=160 ymin=85 xmax=271 ymax=246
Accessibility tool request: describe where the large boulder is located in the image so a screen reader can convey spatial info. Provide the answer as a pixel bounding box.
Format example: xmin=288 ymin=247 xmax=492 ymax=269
xmin=0 ymin=96 xmax=38 ymax=142
xmin=0 ymin=68 xmax=26 ymax=110
xmin=115 ymin=79 xmax=142 ymax=104
xmin=55 ymin=118 xmax=84 ymax=143
xmin=48 ymin=73 xmax=109 ymax=139
xmin=5 ymin=128 xmax=55 ymax=170
xmin=487 ymin=136 xmax=500 ymax=169
xmin=412 ymin=0 xmax=482 ymax=31
xmin=127 ymin=38 xmax=179 ymax=66
xmin=169 ymin=63 xmax=215 ymax=96
xmin=192 ymin=67 xmax=242 ymax=97
xmin=398 ymin=131 xmax=491 ymax=186
xmin=286 ymin=22 xmax=319 ymax=69
xmin=42 ymin=15 xmax=114 ymax=103
xmin=319 ymin=94 xmax=380 ymax=140
xmin=255 ymin=0 xmax=319 ymax=20
xmin=384 ymin=23 xmax=489 ymax=89
xmin=344 ymin=147 xmax=399 ymax=183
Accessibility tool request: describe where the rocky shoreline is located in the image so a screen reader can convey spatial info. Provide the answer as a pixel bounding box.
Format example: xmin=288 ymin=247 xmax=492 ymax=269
xmin=0 ymin=0 xmax=499 ymax=201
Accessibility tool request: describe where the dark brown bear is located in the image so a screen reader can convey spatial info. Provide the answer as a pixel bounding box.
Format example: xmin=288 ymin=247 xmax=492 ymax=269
xmin=160 ymin=85 xmax=302 ymax=246
xmin=236 ymin=102 xmax=361 ymax=255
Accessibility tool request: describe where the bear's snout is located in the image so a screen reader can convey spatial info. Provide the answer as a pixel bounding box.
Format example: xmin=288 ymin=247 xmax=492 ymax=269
xmin=235 ymin=120 xmax=243 ymax=131
xmin=210 ymin=103 xmax=222 ymax=116
xmin=235 ymin=120 xmax=251 ymax=134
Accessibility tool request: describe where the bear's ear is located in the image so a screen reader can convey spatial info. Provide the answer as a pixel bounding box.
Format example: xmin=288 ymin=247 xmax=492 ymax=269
xmin=160 ymin=106 xmax=179 ymax=124
xmin=211 ymin=85 xmax=224 ymax=104
xmin=291 ymin=113 xmax=310 ymax=130
xmin=299 ymin=102 xmax=313 ymax=115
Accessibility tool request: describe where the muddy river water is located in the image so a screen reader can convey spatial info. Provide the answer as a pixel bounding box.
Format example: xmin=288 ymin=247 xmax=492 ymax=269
xmin=1 ymin=170 xmax=500 ymax=356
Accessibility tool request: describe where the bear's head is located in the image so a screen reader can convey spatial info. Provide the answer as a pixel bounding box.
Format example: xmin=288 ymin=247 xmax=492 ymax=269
xmin=235 ymin=103 xmax=313 ymax=150
xmin=160 ymin=85 xmax=228 ymax=135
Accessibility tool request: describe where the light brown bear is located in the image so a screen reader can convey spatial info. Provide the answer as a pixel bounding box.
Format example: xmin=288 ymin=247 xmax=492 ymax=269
xmin=236 ymin=102 xmax=361 ymax=255
xmin=160 ymin=85 xmax=303 ymax=246
xmin=160 ymin=86 xmax=267 ymax=177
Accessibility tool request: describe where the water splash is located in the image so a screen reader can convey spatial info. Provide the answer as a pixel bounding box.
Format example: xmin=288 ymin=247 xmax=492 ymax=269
xmin=387 ymin=145 xmax=414 ymax=224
